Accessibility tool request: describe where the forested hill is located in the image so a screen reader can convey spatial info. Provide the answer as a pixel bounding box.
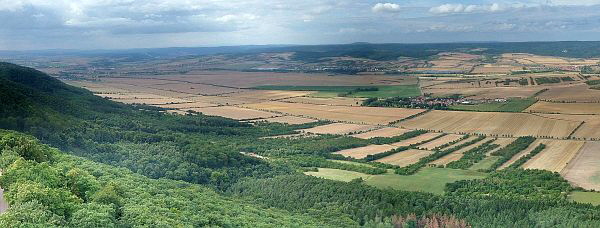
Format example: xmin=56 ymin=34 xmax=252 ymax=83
xmin=0 ymin=62 xmax=126 ymax=131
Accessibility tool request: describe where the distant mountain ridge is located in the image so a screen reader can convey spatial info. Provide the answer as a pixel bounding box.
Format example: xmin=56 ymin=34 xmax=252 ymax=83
xmin=3 ymin=41 xmax=600 ymax=60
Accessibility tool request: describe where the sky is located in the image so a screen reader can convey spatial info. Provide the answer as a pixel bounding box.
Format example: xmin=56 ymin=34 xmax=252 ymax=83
xmin=2 ymin=0 xmax=600 ymax=50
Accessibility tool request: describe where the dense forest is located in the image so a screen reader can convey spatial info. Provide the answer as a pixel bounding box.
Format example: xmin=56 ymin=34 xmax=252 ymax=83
xmin=1 ymin=62 xmax=600 ymax=227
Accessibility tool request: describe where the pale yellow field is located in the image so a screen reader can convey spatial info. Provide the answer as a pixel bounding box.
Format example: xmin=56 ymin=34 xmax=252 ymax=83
xmin=572 ymin=119 xmax=600 ymax=140
xmin=117 ymin=98 xmax=190 ymax=105
xmin=95 ymin=93 xmax=167 ymax=99
xmin=281 ymin=97 xmax=365 ymax=106
xmin=225 ymin=90 xmax=315 ymax=101
xmin=190 ymin=106 xmax=281 ymax=120
xmin=537 ymin=84 xmax=600 ymax=102
xmin=334 ymin=144 xmax=397 ymax=159
xmin=398 ymin=110 xmax=581 ymax=138
xmin=486 ymin=138 xmax=517 ymax=156
xmin=526 ymin=101 xmax=600 ymax=114
xmin=243 ymin=101 xmax=425 ymax=125
xmin=417 ymin=134 xmax=465 ymax=150
xmin=301 ymin=123 xmax=377 ymax=135
xmin=352 ymin=127 xmax=412 ymax=139
xmin=498 ymin=139 xmax=544 ymax=169
xmin=155 ymin=101 xmax=218 ymax=109
xmin=375 ymin=149 xmax=433 ymax=167
xmin=562 ymin=142 xmax=600 ymax=190
xmin=254 ymin=116 xmax=318 ymax=125
xmin=390 ymin=133 xmax=443 ymax=147
xmin=522 ymin=139 xmax=585 ymax=172
xmin=429 ymin=139 xmax=490 ymax=166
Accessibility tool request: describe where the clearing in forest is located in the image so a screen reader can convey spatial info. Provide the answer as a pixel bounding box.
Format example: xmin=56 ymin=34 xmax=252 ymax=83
xmin=521 ymin=139 xmax=585 ymax=172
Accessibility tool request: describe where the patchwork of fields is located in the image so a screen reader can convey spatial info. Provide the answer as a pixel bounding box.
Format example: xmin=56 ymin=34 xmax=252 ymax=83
xmin=68 ymin=69 xmax=600 ymax=194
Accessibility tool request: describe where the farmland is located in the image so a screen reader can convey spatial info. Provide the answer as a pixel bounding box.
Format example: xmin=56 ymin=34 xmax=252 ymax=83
xmin=352 ymin=127 xmax=411 ymax=139
xmin=243 ymin=101 xmax=425 ymax=124
xmin=526 ymin=101 xmax=600 ymax=114
xmin=398 ymin=110 xmax=580 ymax=138
xmin=375 ymin=149 xmax=433 ymax=167
xmin=562 ymin=142 xmax=600 ymax=190
xmin=254 ymin=84 xmax=421 ymax=98
xmin=334 ymin=144 xmax=397 ymax=159
xmin=450 ymin=98 xmax=537 ymax=112
xmin=302 ymin=123 xmax=376 ymax=135
xmin=521 ymin=139 xmax=585 ymax=172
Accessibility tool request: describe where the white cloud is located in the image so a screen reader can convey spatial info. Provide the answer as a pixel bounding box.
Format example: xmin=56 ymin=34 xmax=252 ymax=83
xmin=429 ymin=3 xmax=515 ymax=14
xmin=372 ymin=3 xmax=400 ymax=13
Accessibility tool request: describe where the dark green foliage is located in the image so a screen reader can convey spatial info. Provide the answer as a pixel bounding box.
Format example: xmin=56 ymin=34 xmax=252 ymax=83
xmin=446 ymin=169 xmax=573 ymax=201
xmin=445 ymin=140 xmax=500 ymax=169
xmin=518 ymin=78 xmax=529 ymax=85
xmin=368 ymin=130 xmax=428 ymax=145
xmin=535 ymin=77 xmax=562 ymax=85
xmin=0 ymin=131 xmax=348 ymax=227
xmin=230 ymin=174 xmax=600 ymax=227
xmin=395 ymin=136 xmax=486 ymax=175
xmin=561 ymin=77 xmax=575 ymax=82
xmin=585 ymin=80 xmax=600 ymax=86
xmin=487 ymin=136 xmax=536 ymax=171
xmin=286 ymin=156 xmax=387 ymax=174
xmin=507 ymin=144 xmax=547 ymax=169
xmin=363 ymin=97 xmax=450 ymax=110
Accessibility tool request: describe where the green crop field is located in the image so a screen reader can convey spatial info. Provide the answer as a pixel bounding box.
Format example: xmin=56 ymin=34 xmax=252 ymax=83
xmin=254 ymin=84 xmax=421 ymax=98
xmin=305 ymin=167 xmax=487 ymax=195
xmin=450 ymin=98 xmax=537 ymax=112
xmin=469 ymin=156 xmax=500 ymax=171
xmin=569 ymin=191 xmax=600 ymax=206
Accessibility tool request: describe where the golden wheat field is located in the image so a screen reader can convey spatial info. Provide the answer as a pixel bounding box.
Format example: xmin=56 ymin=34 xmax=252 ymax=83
xmin=352 ymin=127 xmax=412 ymax=139
xmin=190 ymin=106 xmax=281 ymax=120
xmin=417 ymin=134 xmax=465 ymax=150
xmin=301 ymin=123 xmax=377 ymax=135
xmin=253 ymin=116 xmax=318 ymax=125
xmin=398 ymin=110 xmax=580 ymax=138
xmin=375 ymin=149 xmax=434 ymax=167
xmin=334 ymin=144 xmax=397 ymax=159
xmin=537 ymin=84 xmax=600 ymax=102
xmin=562 ymin=142 xmax=600 ymax=190
xmin=390 ymin=133 xmax=444 ymax=147
xmin=521 ymin=139 xmax=585 ymax=172
xmin=526 ymin=101 xmax=600 ymax=114
xmin=280 ymin=97 xmax=365 ymax=106
xmin=243 ymin=101 xmax=425 ymax=124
